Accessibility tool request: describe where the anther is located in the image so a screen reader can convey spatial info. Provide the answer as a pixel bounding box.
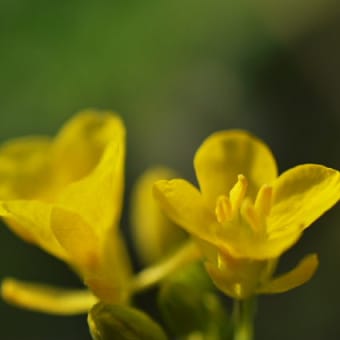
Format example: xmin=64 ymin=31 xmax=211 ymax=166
xmin=215 ymin=195 xmax=232 ymax=224
xmin=229 ymin=174 xmax=248 ymax=213
xmin=233 ymin=283 xmax=242 ymax=298
xmin=254 ymin=184 xmax=272 ymax=217
xmin=241 ymin=199 xmax=262 ymax=233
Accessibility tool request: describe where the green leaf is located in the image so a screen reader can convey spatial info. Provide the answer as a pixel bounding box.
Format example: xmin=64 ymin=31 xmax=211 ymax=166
xmin=158 ymin=263 xmax=231 ymax=338
xmin=88 ymin=302 xmax=168 ymax=340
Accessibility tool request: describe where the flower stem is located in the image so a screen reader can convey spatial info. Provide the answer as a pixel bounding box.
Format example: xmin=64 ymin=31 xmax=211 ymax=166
xmin=129 ymin=240 xmax=201 ymax=294
xmin=232 ymin=297 xmax=256 ymax=340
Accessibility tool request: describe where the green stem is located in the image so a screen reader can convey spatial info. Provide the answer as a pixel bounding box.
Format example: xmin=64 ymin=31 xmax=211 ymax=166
xmin=232 ymin=297 xmax=256 ymax=340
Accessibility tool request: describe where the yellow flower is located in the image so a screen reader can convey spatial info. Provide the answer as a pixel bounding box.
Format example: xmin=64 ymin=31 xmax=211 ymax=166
xmin=130 ymin=167 xmax=187 ymax=265
xmin=153 ymin=130 xmax=340 ymax=299
xmin=0 ymin=110 xmax=131 ymax=314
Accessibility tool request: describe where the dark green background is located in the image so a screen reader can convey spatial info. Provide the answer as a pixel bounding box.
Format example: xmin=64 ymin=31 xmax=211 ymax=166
xmin=0 ymin=1 xmax=339 ymax=339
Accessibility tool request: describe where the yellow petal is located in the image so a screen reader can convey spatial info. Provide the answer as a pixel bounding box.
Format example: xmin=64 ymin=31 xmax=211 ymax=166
xmin=1 ymin=278 xmax=97 ymax=315
xmin=56 ymin=133 xmax=125 ymax=237
xmin=153 ymin=179 xmax=217 ymax=244
xmin=52 ymin=110 xmax=125 ymax=186
xmin=204 ymin=247 xmax=277 ymax=299
xmin=269 ymin=165 xmax=340 ymax=233
xmin=50 ymin=207 xmax=100 ymax=272
xmin=51 ymin=209 xmax=132 ymax=303
xmin=205 ymin=262 xmax=242 ymax=299
xmin=0 ymin=137 xmax=52 ymax=200
xmin=130 ymin=167 xmax=186 ymax=264
xmin=214 ymin=226 xmax=302 ymax=260
xmin=0 ymin=200 xmax=68 ymax=260
xmin=257 ymin=254 xmax=318 ymax=294
xmin=194 ymin=130 xmax=278 ymax=208
xmin=87 ymin=230 xmax=132 ymax=303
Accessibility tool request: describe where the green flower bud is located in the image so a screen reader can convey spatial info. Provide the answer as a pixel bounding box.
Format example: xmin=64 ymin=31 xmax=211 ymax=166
xmin=88 ymin=303 xmax=167 ymax=340
xmin=158 ymin=263 xmax=230 ymax=338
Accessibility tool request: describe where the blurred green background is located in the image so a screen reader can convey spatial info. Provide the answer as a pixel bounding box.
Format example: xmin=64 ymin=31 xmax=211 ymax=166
xmin=0 ymin=0 xmax=339 ymax=339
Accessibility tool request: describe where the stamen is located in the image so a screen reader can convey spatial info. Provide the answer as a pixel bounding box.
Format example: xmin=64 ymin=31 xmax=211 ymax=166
xmin=233 ymin=283 xmax=242 ymax=298
xmin=241 ymin=199 xmax=262 ymax=233
xmin=254 ymin=184 xmax=272 ymax=217
xmin=215 ymin=195 xmax=232 ymax=223
xmin=217 ymin=253 xmax=226 ymax=270
xmin=229 ymin=174 xmax=248 ymax=213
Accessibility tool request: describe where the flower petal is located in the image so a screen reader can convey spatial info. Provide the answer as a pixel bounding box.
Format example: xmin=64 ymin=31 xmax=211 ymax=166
xmin=86 ymin=230 xmax=132 ymax=303
xmin=52 ymin=110 xmax=125 ymax=186
xmin=215 ymin=225 xmax=302 ymax=260
xmin=204 ymin=262 xmax=239 ymax=299
xmin=1 ymin=278 xmax=97 ymax=315
xmin=0 ymin=200 xmax=67 ymax=260
xmin=51 ymin=208 xmax=132 ymax=303
xmin=269 ymin=165 xmax=340 ymax=233
xmin=153 ymin=179 xmax=217 ymax=244
xmin=57 ymin=135 xmax=125 ymax=236
xmin=194 ymin=130 xmax=278 ymax=208
xmin=257 ymin=254 xmax=318 ymax=294
xmin=50 ymin=206 xmax=101 ymax=272
xmin=0 ymin=137 xmax=52 ymax=200
xmin=205 ymin=249 xmax=272 ymax=299
xmin=131 ymin=167 xmax=186 ymax=264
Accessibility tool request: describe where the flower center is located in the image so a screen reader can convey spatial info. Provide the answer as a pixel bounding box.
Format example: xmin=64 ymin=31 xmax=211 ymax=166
xmin=214 ymin=174 xmax=273 ymax=234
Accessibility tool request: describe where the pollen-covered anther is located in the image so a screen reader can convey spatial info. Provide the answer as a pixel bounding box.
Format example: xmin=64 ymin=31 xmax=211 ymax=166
xmin=254 ymin=184 xmax=273 ymax=217
xmin=229 ymin=174 xmax=248 ymax=212
xmin=215 ymin=195 xmax=232 ymax=224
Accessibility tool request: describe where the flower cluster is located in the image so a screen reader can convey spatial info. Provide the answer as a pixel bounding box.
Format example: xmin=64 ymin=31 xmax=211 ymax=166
xmin=0 ymin=111 xmax=339 ymax=339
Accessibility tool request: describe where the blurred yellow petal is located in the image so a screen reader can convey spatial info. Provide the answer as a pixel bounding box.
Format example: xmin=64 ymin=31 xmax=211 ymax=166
xmin=0 ymin=137 xmax=52 ymax=200
xmin=52 ymin=110 xmax=125 ymax=185
xmin=1 ymin=278 xmax=97 ymax=315
xmin=194 ymin=130 xmax=277 ymax=208
xmin=153 ymin=179 xmax=217 ymax=244
xmin=0 ymin=200 xmax=67 ymax=260
xmin=269 ymin=165 xmax=340 ymax=233
xmin=87 ymin=230 xmax=132 ymax=303
xmin=57 ymin=134 xmax=125 ymax=236
xmin=131 ymin=167 xmax=186 ymax=264
xmin=52 ymin=208 xmax=132 ymax=303
xmin=257 ymin=254 xmax=318 ymax=294
xmin=51 ymin=207 xmax=100 ymax=272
